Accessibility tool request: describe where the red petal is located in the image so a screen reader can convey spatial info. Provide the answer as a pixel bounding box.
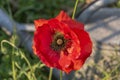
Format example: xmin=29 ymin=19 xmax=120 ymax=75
xmin=71 ymin=28 xmax=92 ymax=70
xmin=72 ymin=59 xmax=84 ymax=70
xmin=56 ymin=11 xmax=84 ymax=30
xmin=33 ymin=24 xmax=60 ymax=68
xmin=34 ymin=19 xmax=48 ymax=29
xmin=59 ymin=51 xmax=73 ymax=73
xmin=48 ymin=19 xmax=72 ymax=35
xmin=55 ymin=10 xmax=71 ymax=21
xmin=64 ymin=20 xmax=84 ymax=30
xmin=72 ymin=28 xmax=92 ymax=59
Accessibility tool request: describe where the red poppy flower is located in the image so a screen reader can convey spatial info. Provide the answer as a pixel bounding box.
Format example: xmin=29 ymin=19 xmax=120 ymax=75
xmin=33 ymin=11 xmax=92 ymax=73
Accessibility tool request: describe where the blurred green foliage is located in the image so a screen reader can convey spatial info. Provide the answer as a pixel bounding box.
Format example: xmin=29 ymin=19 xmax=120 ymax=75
xmin=0 ymin=0 xmax=75 ymax=23
xmin=115 ymin=0 xmax=120 ymax=8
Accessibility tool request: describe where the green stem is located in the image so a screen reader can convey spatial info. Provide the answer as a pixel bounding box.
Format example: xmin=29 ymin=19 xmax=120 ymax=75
xmin=60 ymin=70 xmax=63 ymax=80
xmin=12 ymin=49 xmax=16 ymax=80
xmin=19 ymin=51 xmax=37 ymax=80
xmin=72 ymin=0 xmax=79 ymax=19
xmin=1 ymin=40 xmax=17 ymax=80
xmin=11 ymin=35 xmax=16 ymax=80
xmin=49 ymin=68 xmax=53 ymax=80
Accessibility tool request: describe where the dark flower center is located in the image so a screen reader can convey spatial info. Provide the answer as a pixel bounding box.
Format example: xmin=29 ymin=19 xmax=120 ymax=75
xmin=51 ymin=32 xmax=67 ymax=51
